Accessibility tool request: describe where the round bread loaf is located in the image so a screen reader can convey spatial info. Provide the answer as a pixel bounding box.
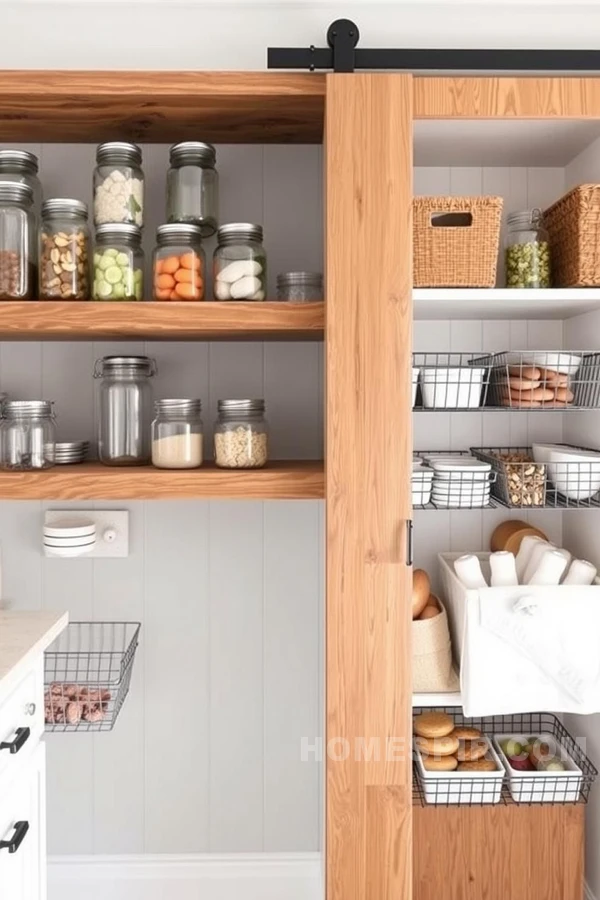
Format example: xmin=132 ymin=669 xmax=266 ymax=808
xmin=415 ymin=734 xmax=460 ymax=757
xmin=421 ymin=754 xmax=458 ymax=772
xmin=413 ymin=711 xmax=454 ymax=739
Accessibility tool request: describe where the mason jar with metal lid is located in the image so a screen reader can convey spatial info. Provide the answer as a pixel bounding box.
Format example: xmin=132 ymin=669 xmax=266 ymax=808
xmin=214 ymin=399 xmax=268 ymax=468
xmin=0 ymin=181 xmax=36 ymax=301
xmin=505 ymin=209 xmax=551 ymax=289
xmin=213 ymin=224 xmax=266 ymax=301
xmin=276 ymin=271 xmax=323 ymax=302
xmin=39 ymin=199 xmax=90 ymax=301
xmin=0 ymin=150 xmax=42 ymax=213
xmin=93 ymin=142 xmax=144 ymax=227
xmin=0 ymin=400 xmax=56 ymax=470
xmin=152 ymin=223 xmax=205 ymax=301
xmin=166 ymin=142 xmax=218 ymax=238
xmin=94 ymin=355 xmax=156 ymax=466
xmin=93 ymin=223 xmax=144 ymax=301
xmin=152 ymin=399 xmax=204 ymax=469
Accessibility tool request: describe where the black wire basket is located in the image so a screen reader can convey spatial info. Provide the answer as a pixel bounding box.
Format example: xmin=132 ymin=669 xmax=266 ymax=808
xmin=412 ymin=708 xmax=597 ymax=807
xmin=44 ymin=621 xmax=141 ymax=733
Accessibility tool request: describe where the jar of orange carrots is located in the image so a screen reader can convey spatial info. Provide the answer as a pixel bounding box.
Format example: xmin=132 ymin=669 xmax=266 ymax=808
xmin=152 ymin=223 xmax=205 ymax=302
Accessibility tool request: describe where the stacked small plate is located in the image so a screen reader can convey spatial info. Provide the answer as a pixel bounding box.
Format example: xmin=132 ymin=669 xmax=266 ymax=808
xmin=53 ymin=441 xmax=90 ymax=465
xmin=44 ymin=517 xmax=97 ymax=558
xmin=412 ymin=460 xmax=434 ymax=506
xmin=422 ymin=455 xmax=492 ymax=508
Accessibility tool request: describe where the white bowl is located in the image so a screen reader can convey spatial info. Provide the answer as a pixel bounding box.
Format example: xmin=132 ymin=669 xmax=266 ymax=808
xmin=420 ymin=367 xmax=486 ymax=410
xmin=520 ymin=352 xmax=581 ymax=375
xmin=547 ymin=448 xmax=600 ymax=501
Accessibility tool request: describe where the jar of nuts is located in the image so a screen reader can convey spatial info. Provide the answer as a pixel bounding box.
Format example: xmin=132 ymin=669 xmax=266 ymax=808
xmin=93 ymin=142 xmax=144 ymax=227
xmin=0 ymin=181 xmax=36 ymax=301
xmin=505 ymin=209 xmax=551 ymax=289
xmin=214 ymin=399 xmax=268 ymax=469
xmin=93 ymin=224 xmax=144 ymax=301
xmin=39 ymin=199 xmax=90 ymax=301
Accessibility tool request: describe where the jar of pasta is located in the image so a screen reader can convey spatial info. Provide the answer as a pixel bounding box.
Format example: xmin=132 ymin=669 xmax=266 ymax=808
xmin=214 ymin=399 xmax=268 ymax=468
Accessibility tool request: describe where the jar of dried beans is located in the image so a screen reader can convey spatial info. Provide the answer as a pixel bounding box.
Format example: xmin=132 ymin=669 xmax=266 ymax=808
xmin=0 ymin=181 xmax=36 ymax=300
xmin=214 ymin=399 xmax=268 ymax=469
xmin=39 ymin=199 xmax=90 ymax=301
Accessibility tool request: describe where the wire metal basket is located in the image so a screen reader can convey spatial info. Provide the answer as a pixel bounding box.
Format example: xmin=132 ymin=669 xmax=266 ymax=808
xmin=44 ymin=621 xmax=140 ymax=733
xmin=471 ymin=445 xmax=600 ymax=509
xmin=413 ymin=451 xmax=496 ymax=509
xmin=471 ymin=350 xmax=600 ymax=410
xmin=412 ymin=353 xmax=492 ymax=411
xmin=412 ymin=708 xmax=597 ymax=807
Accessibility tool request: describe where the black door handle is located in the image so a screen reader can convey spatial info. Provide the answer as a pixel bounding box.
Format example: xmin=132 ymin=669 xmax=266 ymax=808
xmin=0 ymin=821 xmax=29 ymax=854
xmin=0 ymin=727 xmax=30 ymax=755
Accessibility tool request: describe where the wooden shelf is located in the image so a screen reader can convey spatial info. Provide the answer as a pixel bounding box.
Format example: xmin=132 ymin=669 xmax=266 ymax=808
xmin=0 ymin=461 xmax=324 ymax=501
xmin=0 ymin=71 xmax=325 ymax=144
xmin=414 ymin=288 xmax=600 ymax=321
xmin=0 ymin=302 xmax=324 ymax=341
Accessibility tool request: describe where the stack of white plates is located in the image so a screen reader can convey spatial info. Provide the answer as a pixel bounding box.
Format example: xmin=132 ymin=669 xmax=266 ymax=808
xmin=423 ymin=456 xmax=492 ymax=508
xmin=53 ymin=441 xmax=90 ymax=465
xmin=44 ymin=517 xmax=97 ymax=557
xmin=412 ymin=460 xmax=434 ymax=506
xmin=412 ymin=367 xmax=420 ymax=408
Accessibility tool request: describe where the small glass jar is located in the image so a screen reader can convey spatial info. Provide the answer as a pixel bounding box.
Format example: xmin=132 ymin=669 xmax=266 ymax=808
xmin=93 ymin=224 xmax=144 ymax=301
xmin=213 ymin=223 xmax=266 ymax=301
xmin=214 ymin=399 xmax=268 ymax=469
xmin=152 ymin=399 xmax=203 ymax=469
xmin=0 ymin=400 xmax=56 ymax=470
xmin=95 ymin=355 xmax=156 ymax=466
xmin=0 ymin=181 xmax=36 ymax=301
xmin=276 ymin=271 xmax=323 ymax=302
xmin=93 ymin=142 xmax=144 ymax=227
xmin=39 ymin=199 xmax=90 ymax=301
xmin=152 ymin=223 xmax=205 ymax=301
xmin=166 ymin=142 xmax=218 ymax=238
xmin=0 ymin=150 xmax=42 ymax=214
xmin=505 ymin=209 xmax=551 ymax=288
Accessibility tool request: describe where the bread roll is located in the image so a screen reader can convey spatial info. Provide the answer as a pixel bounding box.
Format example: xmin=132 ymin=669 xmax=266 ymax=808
xmin=537 ymin=367 xmax=569 ymax=387
xmin=412 ymin=569 xmax=430 ymax=619
xmin=508 ymin=365 xmax=540 ymax=380
xmin=507 ymin=377 xmax=541 ymax=391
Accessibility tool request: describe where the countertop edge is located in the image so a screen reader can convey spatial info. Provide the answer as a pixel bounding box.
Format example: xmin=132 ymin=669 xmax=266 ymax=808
xmin=0 ymin=610 xmax=69 ymax=701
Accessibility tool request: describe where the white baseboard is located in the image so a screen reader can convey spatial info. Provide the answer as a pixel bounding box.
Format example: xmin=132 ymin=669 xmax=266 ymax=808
xmin=48 ymin=852 xmax=322 ymax=900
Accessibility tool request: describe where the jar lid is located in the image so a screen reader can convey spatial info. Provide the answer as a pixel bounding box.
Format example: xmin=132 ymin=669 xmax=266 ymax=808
xmin=4 ymin=400 xmax=54 ymax=418
xmin=169 ymin=142 xmax=216 ymax=167
xmin=96 ymin=141 xmax=142 ymax=167
xmin=96 ymin=356 xmax=156 ymax=376
xmin=507 ymin=209 xmax=542 ymax=229
xmin=217 ymin=223 xmax=263 ymax=245
xmin=156 ymin=223 xmax=203 ymax=244
xmin=95 ymin=223 xmax=142 ymax=243
xmin=42 ymin=198 xmax=88 ymax=220
xmin=218 ymin=399 xmax=265 ymax=413
xmin=277 ymin=271 xmax=323 ymax=286
xmin=0 ymin=150 xmax=39 ymax=174
xmin=155 ymin=398 xmax=202 ymax=415
xmin=0 ymin=181 xmax=34 ymax=205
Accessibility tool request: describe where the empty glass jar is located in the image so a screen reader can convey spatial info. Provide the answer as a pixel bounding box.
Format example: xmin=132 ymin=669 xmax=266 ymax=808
xmin=213 ymin=224 xmax=266 ymax=301
xmin=0 ymin=150 xmax=42 ymax=214
xmin=152 ymin=223 xmax=205 ymax=301
xmin=0 ymin=181 xmax=36 ymax=300
xmin=505 ymin=209 xmax=551 ymax=288
xmin=0 ymin=400 xmax=56 ymax=470
xmin=152 ymin=399 xmax=204 ymax=469
xmin=167 ymin=142 xmax=218 ymax=238
xmin=276 ymin=271 xmax=323 ymax=302
xmin=39 ymin=199 xmax=90 ymax=301
xmin=214 ymin=399 xmax=268 ymax=469
xmin=93 ymin=142 xmax=144 ymax=227
xmin=93 ymin=224 xmax=144 ymax=301
xmin=95 ymin=356 xmax=156 ymax=466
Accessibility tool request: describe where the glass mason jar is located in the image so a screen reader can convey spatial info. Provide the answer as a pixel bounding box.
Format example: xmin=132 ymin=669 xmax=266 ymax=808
xmin=213 ymin=223 xmax=266 ymax=301
xmin=152 ymin=223 xmax=205 ymax=301
xmin=276 ymin=271 xmax=323 ymax=302
xmin=93 ymin=142 xmax=144 ymax=227
xmin=152 ymin=399 xmax=203 ymax=469
xmin=0 ymin=181 xmax=36 ymax=301
xmin=0 ymin=400 xmax=56 ymax=470
xmin=95 ymin=356 xmax=156 ymax=466
xmin=93 ymin=224 xmax=144 ymax=301
xmin=39 ymin=199 xmax=90 ymax=301
xmin=214 ymin=399 xmax=268 ymax=469
xmin=0 ymin=150 xmax=42 ymax=214
xmin=505 ymin=209 xmax=551 ymax=288
xmin=166 ymin=142 xmax=218 ymax=238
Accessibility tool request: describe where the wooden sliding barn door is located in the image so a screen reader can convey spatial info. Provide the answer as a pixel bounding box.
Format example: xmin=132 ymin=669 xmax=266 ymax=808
xmin=325 ymin=74 xmax=414 ymax=900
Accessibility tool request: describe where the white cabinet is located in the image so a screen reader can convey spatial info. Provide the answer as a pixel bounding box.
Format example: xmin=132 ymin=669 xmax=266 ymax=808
xmin=0 ymin=743 xmax=46 ymax=900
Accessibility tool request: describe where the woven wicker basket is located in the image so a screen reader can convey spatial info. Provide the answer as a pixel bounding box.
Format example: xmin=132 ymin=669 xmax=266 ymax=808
xmin=544 ymin=185 xmax=600 ymax=287
xmin=413 ymin=196 xmax=503 ymax=288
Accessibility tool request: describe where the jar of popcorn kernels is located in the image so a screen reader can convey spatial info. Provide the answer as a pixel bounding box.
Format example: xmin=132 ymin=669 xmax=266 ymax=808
xmin=214 ymin=399 xmax=268 ymax=469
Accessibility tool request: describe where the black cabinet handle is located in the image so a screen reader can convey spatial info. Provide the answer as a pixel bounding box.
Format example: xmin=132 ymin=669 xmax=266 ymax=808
xmin=0 ymin=727 xmax=30 ymax=755
xmin=0 ymin=821 xmax=29 ymax=854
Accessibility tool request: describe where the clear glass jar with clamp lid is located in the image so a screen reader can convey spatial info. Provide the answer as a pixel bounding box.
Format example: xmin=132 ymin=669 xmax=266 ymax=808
xmin=505 ymin=209 xmax=551 ymax=288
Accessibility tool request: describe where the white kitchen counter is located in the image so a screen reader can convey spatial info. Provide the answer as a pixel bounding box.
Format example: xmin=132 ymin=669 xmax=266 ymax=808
xmin=0 ymin=611 xmax=68 ymax=701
